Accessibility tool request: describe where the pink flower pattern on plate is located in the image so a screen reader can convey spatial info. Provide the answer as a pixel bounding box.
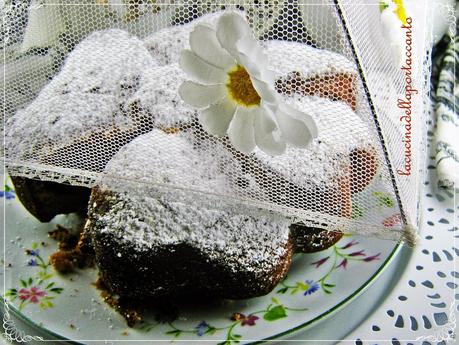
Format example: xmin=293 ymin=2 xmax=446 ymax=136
xmin=18 ymin=286 xmax=47 ymax=304
xmin=240 ymin=314 xmax=259 ymax=326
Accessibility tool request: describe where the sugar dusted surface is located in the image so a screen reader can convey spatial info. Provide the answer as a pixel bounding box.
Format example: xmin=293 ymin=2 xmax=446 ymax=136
xmin=142 ymin=22 xmax=368 ymax=190
xmin=6 ymin=29 xmax=157 ymax=159
xmin=143 ymin=12 xmax=222 ymax=65
xmin=6 ymin=15 xmax=371 ymax=200
xmin=252 ymin=96 xmax=373 ymax=188
xmin=127 ymin=63 xmax=193 ymax=128
xmin=96 ymin=130 xmax=290 ymax=273
xmin=143 ymin=13 xmax=355 ymax=79
xmin=97 ymin=192 xmax=290 ymax=273
xmin=103 ymin=130 xmax=230 ymax=193
xmin=265 ymin=40 xmax=356 ymax=78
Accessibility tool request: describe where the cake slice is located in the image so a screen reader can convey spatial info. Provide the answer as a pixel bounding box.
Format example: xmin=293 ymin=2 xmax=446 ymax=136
xmin=83 ymin=130 xmax=294 ymax=300
xmin=5 ymin=29 xmax=160 ymax=221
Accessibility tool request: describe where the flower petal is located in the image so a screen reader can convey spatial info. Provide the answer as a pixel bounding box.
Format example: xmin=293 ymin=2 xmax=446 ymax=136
xmin=227 ymin=107 xmax=256 ymax=154
xmin=199 ymin=97 xmax=236 ymax=136
xmin=250 ymin=77 xmax=277 ymax=105
xmin=180 ymin=50 xmax=227 ymax=84
xmin=275 ymin=104 xmax=318 ymax=148
xmin=282 ymin=103 xmax=318 ymax=138
xmin=235 ymin=36 xmax=268 ymax=74
xmin=216 ymin=12 xmax=252 ymax=58
xmin=190 ymin=24 xmax=235 ymax=69
xmin=254 ymin=107 xmax=286 ymax=155
xmin=179 ymin=81 xmax=226 ymax=108
xmin=236 ymin=52 xmax=262 ymax=79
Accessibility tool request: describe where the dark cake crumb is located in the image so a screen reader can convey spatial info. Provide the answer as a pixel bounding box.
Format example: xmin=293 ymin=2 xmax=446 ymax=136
xmin=10 ymin=177 xmax=90 ymax=223
xmin=290 ymin=224 xmax=343 ymax=253
xmin=231 ymin=312 xmax=244 ymax=321
xmin=49 ymin=251 xmax=75 ymax=273
xmin=48 ymin=224 xmax=94 ymax=273
xmin=48 ymin=224 xmax=79 ymax=250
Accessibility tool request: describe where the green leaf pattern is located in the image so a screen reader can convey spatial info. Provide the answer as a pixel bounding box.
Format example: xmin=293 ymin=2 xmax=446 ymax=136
xmin=4 ymin=242 xmax=64 ymax=311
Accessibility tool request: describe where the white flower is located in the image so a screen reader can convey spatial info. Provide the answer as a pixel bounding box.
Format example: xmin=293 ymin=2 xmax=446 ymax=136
xmin=178 ymin=11 xmax=318 ymax=155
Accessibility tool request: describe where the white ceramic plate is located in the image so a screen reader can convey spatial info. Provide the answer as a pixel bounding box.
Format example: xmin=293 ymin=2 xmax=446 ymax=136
xmin=1 ymin=176 xmax=400 ymax=344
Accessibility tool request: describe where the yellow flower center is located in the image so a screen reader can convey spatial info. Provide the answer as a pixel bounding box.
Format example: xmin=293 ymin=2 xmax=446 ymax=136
xmin=226 ymin=65 xmax=261 ymax=107
xmin=379 ymin=1 xmax=407 ymax=24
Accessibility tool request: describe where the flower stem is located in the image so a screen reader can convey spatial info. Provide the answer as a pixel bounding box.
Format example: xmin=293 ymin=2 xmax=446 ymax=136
xmin=285 ymin=306 xmax=309 ymax=312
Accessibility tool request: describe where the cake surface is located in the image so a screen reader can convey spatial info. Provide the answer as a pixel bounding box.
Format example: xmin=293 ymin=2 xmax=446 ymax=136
xmin=254 ymin=95 xmax=371 ymax=188
xmin=143 ymin=12 xmax=355 ymax=77
xmin=125 ymin=63 xmax=194 ymax=130
xmin=6 ymin=29 xmax=158 ymax=161
xmin=6 ymin=29 xmax=160 ymax=221
xmin=143 ymin=12 xmax=222 ymax=66
xmin=143 ymin=23 xmax=374 ymax=195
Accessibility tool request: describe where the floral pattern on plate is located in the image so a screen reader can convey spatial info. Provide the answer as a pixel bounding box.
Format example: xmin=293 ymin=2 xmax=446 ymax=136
xmin=1 ymin=179 xmax=399 ymax=344
xmin=4 ymin=242 xmax=64 ymax=311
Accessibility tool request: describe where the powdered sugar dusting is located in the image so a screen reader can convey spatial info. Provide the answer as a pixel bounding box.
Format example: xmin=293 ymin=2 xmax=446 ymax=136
xmin=95 ymin=130 xmax=290 ymax=274
xmin=143 ymin=12 xmax=222 ymax=65
xmin=102 ymin=130 xmax=229 ymax=194
xmin=143 ymin=15 xmax=355 ymax=77
xmin=266 ymin=40 xmax=356 ymax=78
xmin=253 ymin=96 xmax=373 ymax=188
xmin=6 ymin=29 xmax=158 ymax=160
xmin=126 ymin=63 xmax=193 ymax=128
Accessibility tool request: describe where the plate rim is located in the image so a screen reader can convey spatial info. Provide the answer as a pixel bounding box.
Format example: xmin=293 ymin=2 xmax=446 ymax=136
xmin=2 ymin=239 xmax=402 ymax=344
xmin=254 ymin=241 xmax=402 ymax=344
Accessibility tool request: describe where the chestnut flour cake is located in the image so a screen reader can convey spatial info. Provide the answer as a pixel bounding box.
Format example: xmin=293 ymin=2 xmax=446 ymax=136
xmin=144 ymin=13 xmax=359 ymax=110
xmin=7 ymin=12 xmax=377 ymax=225
xmin=147 ymin=24 xmax=378 ymax=214
xmin=6 ymin=29 xmax=158 ymax=167
xmin=83 ymin=130 xmax=294 ymax=300
xmin=142 ymin=14 xmax=378 ymax=222
xmin=6 ymin=29 xmax=159 ymax=221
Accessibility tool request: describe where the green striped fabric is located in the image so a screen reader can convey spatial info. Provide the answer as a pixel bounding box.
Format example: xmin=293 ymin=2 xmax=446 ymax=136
xmin=432 ymin=20 xmax=458 ymax=190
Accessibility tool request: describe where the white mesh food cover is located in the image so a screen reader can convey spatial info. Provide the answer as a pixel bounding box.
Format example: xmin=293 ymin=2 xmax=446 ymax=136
xmin=2 ymin=1 xmax=433 ymax=245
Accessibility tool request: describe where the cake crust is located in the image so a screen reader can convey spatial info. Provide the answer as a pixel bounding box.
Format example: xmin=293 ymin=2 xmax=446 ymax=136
xmin=11 ymin=176 xmax=90 ymax=222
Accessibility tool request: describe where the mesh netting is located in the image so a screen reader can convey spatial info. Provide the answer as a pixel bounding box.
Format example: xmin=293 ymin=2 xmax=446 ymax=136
xmin=2 ymin=1 xmax=432 ymax=243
